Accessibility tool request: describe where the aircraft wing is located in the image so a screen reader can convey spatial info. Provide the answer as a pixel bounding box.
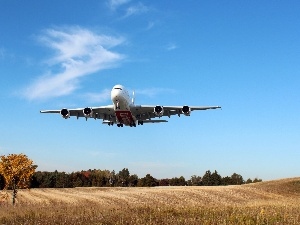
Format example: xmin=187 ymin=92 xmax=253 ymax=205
xmin=40 ymin=105 xmax=116 ymax=121
xmin=131 ymin=105 xmax=221 ymax=120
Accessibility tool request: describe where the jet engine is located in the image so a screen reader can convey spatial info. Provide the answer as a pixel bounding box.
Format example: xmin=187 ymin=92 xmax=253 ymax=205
xmin=182 ymin=105 xmax=191 ymax=116
xmin=154 ymin=105 xmax=164 ymax=117
xmin=83 ymin=107 xmax=93 ymax=118
xmin=60 ymin=108 xmax=70 ymax=119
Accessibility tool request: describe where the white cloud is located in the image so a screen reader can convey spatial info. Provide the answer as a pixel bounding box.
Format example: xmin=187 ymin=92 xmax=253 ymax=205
xmin=124 ymin=2 xmax=149 ymax=18
xmin=108 ymin=1 xmax=150 ymax=19
xmin=166 ymin=43 xmax=178 ymax=51
xmin=146 ymin=21 xmax=155 ymax=30
xmin=108 ymin=0 xmax=131 ymax=10
xmin=23 ymin=27 xmax=125 ymax=100
xmin=0 ymin=47 xmax=15 ymax=61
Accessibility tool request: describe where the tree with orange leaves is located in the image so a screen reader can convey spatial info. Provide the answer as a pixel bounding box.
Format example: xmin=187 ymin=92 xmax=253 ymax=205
xmin=0 ymin=153 xmax=37 ymax=205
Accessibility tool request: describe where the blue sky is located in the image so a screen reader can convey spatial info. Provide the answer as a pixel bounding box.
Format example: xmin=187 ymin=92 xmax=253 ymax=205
xmin=1 ymin=1 xmax=299 ymax=181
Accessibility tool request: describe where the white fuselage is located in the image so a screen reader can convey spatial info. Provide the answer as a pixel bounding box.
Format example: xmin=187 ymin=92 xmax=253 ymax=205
xmin=111 ymin=85 xmax=136 ymax=126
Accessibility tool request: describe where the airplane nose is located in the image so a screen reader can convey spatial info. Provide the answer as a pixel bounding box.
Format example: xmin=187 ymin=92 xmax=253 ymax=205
xmin=111 ymin=88 xmax=121 ymax=102
xmin=111 ymin=90 xmax=117 ymax=101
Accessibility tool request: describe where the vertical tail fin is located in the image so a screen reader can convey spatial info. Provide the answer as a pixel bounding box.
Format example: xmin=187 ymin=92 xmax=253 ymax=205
xmin=132 ymin=91 xmax=135 ymax=105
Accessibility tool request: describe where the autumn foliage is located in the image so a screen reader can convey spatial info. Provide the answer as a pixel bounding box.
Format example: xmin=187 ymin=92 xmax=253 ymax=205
xmin=0 ymin=153 xmax=37 ymax=204
xmin=0 ymin=153 xmax=36 ymax=190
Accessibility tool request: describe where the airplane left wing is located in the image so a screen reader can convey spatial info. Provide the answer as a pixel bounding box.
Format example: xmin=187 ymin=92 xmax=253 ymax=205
xmin=40 ymin=105 xmax=116 ymax=121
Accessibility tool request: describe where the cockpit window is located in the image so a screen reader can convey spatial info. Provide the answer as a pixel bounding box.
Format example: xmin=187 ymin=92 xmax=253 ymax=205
xmin=114 ymin=87 xmax=122 ymax=90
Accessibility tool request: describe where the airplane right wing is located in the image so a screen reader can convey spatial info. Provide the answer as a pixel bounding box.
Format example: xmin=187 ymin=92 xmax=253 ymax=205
xmin=131 ymin=105 xmax=221 ymax=121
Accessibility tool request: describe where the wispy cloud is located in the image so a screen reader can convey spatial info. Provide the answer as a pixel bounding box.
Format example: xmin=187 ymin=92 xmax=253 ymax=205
xmin=146 ymin=21 xmax=155 ymax=30
xmin=108 ymin=1 xmax=151 ymax=19
xmin=23 ymin=26 xmax=125 ymax=100
xmin=108 ymin=0 xmax=131 ymax=10
xmin=124 ymin=2 xmax=149 ymax=18
xmin=0 ymin=47 xmax=15 ymax=61
xmin=166 ymin=42 xmax=178 ymax=51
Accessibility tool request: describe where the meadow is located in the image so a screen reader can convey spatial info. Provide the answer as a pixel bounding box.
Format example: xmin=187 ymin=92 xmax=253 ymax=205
xmin=1 ymin=178 xmax=299 ymax=224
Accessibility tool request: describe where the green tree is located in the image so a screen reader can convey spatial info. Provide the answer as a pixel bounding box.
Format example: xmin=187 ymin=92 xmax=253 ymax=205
xmin=128 ymin=174 xmax=139 ymax=187
xmin=118 ymin=168 xmax=130 ymax=186
xmin=231 ymin=173 xmax=244 ymax=185
xmin=169 ymin=176 xmax=186 ymax=186
xmin=90 ymin=169 xmax=102 ymax=187
xmin=159 ymin=178 xmax=170 ymax=186
xmin=245 ymin=178 xmax=253 ymax=184
xmin=188 ymin=175 xmax=202 ymax=186
xmin=222 ymin=176 xmax=233 ymax=185
xmin=109 ymin=170 xmax=117 ymax=186
xmin=253 ymin=178 xmax=262 ymax=183
xmin=138 ymin=174 xmax=158 ymax=187
xmin=55 ymin=171 xmax=70 ymax=188
xmin=69 ymin=172 xmax=83 ymax=187
xmin=211 ymin=170 xmax=222 ymax=186
xmin=202 ymin=170 xmax=213 ymax=186
xmin=32 ymin=171 xmax=56 ymax=188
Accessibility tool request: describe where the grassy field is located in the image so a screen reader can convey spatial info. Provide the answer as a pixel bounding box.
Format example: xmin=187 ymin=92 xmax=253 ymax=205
xmin=1 ymin=178 xmax=299 ymax=224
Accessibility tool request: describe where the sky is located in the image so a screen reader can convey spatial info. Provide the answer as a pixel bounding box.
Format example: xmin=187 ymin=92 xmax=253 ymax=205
xmin=0 ymin=0 xmax=299 ymax=181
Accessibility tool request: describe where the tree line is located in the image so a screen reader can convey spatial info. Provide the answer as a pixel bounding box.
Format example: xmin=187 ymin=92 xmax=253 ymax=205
xmin=1 ymin=168 xmax=262 ymax=189
xmin=0 ymin=153 xmax=263 ymax=206
xmin=0 ymin=153 xmax=262 ymax=190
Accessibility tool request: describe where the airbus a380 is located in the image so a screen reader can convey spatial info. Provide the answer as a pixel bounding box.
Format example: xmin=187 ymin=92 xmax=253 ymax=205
xmin=40 ymin=84 xmax=221 ymax=127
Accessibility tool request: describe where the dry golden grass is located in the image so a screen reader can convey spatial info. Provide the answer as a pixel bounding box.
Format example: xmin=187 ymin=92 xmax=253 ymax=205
xmin=1 ymin=177 xmax=299 ymax=224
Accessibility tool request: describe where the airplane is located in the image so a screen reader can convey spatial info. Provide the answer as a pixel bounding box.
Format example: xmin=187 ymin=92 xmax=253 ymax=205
xmin=40 ymin=84 xmax=221 ymax=127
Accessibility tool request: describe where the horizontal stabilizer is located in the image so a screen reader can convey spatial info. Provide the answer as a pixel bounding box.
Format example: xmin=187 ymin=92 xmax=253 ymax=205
xmin=102 ymin=120 xmax=112 ymax=124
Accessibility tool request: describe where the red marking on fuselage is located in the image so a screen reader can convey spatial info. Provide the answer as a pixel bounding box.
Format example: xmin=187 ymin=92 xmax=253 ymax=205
xmin=115 ymin=110 xmax=135 ymax=125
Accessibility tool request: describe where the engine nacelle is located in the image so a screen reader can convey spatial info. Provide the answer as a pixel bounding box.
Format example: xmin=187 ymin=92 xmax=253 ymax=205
xmin=83 ymin=107 xmax=93 ymax=118
xmin=154 ymin=105 xmax=164 ymax=117
xmin=182 ymin=105 xmax=191 ymax=116
xmin=60 ymin=108 xmax=70 ymax=119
